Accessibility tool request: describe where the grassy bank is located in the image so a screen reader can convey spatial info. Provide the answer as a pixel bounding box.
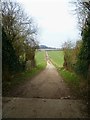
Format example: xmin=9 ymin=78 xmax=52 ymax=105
xmin=48 ymin=50 xmax=87 ymax=99
xmin=60 ymin=68 xmax=88 ymax=99
xmin=3 ymin=51 xmax=46 ymax=96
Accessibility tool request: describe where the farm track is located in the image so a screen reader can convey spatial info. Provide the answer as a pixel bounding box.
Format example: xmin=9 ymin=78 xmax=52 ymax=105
xmin=5 ymin=52 xmax=71 ymax=99
xmin=2 ymin=52 xmax=88 ymax=118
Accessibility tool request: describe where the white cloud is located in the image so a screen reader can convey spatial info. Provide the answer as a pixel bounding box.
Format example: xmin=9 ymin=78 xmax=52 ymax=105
xmin=16 ymin=0 xmax=80 ymax=48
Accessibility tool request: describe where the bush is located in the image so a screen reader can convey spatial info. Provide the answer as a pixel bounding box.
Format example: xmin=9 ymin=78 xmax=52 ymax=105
xmin=63 ymin=41 xmax=77 ymax=71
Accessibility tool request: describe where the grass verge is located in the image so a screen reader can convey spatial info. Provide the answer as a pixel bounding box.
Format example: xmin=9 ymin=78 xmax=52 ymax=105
xmin=48 ymin=50 xmax=88 ymax=99
xmin=59 ymin=68 xmax=88 ymax=99
xmin=3 ymin=50 xmax=46 ymax=96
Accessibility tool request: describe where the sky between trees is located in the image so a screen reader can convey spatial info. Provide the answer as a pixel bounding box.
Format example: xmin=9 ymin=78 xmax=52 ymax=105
xmin=5 ymin=0 xmax=81 ymax=48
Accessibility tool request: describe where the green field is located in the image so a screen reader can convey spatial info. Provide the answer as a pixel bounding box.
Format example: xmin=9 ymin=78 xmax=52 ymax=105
xmin=35 ymin=50 xmax=46 ymax=69
xmin=48 ymin=51 xmax=64 ymax=67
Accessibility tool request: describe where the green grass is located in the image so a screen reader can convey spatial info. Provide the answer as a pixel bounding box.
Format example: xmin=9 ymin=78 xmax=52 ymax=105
xmin=35 ymin=50 xmax=46 ymax=70
xmin=60 ymin=68 xmax=88 ymax=98
xmin=48 ymin=50 xmax=87 ymax=99
xmin=60 ymin=68 xmax=80 ymax=97
xmin=3 ymin=50 xmax=46 ymax=96
xmin=48 ymin=51 xmax=64 ymax=67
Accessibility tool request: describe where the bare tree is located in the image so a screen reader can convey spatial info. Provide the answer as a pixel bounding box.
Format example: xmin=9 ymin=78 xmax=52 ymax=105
xmin=70 ymin=0 xmax=90 ymax=29
xmin=2 ymin=0 xmax=38 ymax=68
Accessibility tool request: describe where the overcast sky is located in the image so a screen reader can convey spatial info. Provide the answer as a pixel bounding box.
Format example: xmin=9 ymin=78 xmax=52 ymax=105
xmin=16 ymin=0 xmax=80 ymax=48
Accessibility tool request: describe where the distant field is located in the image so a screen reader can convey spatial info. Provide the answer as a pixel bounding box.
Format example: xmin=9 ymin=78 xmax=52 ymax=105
xmin=48 ymin=51 xmax=64 ymax=68
xmin=35 ymin=50 xmax=46 ymax=69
